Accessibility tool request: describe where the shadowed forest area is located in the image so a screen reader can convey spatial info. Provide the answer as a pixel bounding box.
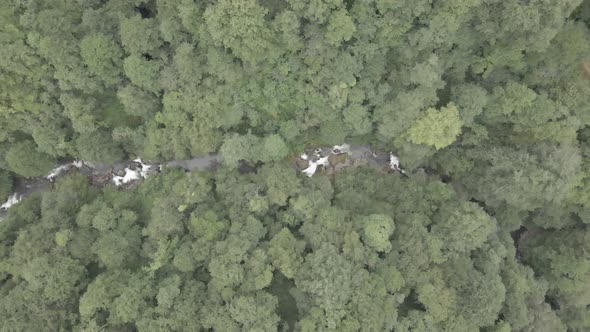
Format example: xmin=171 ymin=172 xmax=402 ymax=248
xmin=1 ymin=0 xmax=590 ymax=331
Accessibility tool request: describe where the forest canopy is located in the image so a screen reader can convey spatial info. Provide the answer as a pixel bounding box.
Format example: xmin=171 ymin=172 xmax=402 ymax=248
xmin=1 ymin=0 xmax=590 ymax=331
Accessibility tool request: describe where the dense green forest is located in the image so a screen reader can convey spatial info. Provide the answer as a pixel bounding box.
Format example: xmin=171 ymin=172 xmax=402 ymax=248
xmin=1 ymin=0 xmax=590 ymax=331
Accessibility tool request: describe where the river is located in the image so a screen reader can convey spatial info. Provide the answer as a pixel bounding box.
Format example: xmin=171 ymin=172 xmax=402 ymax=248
xmin=0 ymin=144 xmax=402 ymax=220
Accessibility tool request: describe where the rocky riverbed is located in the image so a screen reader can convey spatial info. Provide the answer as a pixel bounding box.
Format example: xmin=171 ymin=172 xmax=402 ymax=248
xmin=296 ymin=144 xmax=405 ymax=177
xmin=0 ymin=144 xmax=405 ymax=220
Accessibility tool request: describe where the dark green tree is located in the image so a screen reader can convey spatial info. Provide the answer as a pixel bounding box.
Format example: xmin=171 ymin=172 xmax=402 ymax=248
xmin=5 ymin=140 xmax=56 ymax=177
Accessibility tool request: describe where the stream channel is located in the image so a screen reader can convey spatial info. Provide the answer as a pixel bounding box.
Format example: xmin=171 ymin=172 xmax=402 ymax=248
xmin=0 ymin=144 xmax=403 ymax=221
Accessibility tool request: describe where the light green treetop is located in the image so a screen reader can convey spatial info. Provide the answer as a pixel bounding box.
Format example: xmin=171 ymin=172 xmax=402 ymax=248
xmin=406 ymin=103 xmax=463 ymax=150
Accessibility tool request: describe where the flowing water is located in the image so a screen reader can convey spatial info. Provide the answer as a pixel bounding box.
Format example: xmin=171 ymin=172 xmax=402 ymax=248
xmin=0 ymin=144 xmax=402 ymax=220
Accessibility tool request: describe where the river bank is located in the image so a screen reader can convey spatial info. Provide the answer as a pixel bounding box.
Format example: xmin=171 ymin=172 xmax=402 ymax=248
xmin=0 ymin=144 xmax=404 ymax=220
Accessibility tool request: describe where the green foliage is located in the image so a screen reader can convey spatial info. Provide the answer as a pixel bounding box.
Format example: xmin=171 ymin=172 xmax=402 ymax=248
xmin=258 ymin=163 xmax=301 ymax=206
xmin=522 ymin=227 xmax=590 ymax=310
xmin=5 ymin=140 xmax=56 ymax=177
xmin=326 ymin=10 xmax=356 ymax=45
xmin=219 ymin=133 xmax=259 ymax=168
xmin=406 ymin=103 xmax=463 ymax=150
xmin=190 ymin=210 xmax=227 ymax=241
xmin=76 ymin=130 xmax=124 ymax=163
xmin=361 ymin=214 xmax=395 ymax=253
xmin=432 ymin=201 xmax=495 ymax=257
xmin=258 ymin=134 xmax=289 ymax=162
xmin=123 ymin=55 xmax=162 ymax=94
xmin=268 ymin=228 xmax=305 ymax=278
xmin=204 ymin=0 xmax=273 ymax=64
xmin=0 ymin=160 xmax=587 ymax=330
xmin=451 ymin=143 xmax=582 ymax=212
xmin=0 ymin=170 xmax=12 ymax=202
xmin=59 ymin=93 xmax=100 ymax=133
xmin=0 ymin=0 xmax=589 ymax=330
xmin=22 ymin=254 xmax=86 ymax=303
xmin=80 ymin=33 xmax=124 ymax=86
xmin=117 ymin=85 xmax=160 ymax=118
xmin=119 ymin=15 xmax=162 ymax=54
xmin=295 ymin=244 xmax=355 ymax=329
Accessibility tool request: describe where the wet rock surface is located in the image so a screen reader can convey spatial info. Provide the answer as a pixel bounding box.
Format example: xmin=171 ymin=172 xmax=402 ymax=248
xmin=0 ymin=144 xmax=405 ymax=218
xmin=295 ymin=144 xmax=404 ymax=177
